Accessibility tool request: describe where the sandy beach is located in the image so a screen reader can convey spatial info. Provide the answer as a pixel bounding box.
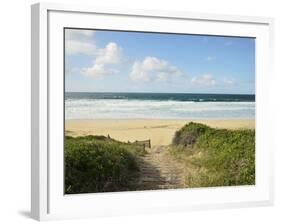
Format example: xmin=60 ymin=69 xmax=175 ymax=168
xmin=65 ymin=119 xmax=255 ymax=146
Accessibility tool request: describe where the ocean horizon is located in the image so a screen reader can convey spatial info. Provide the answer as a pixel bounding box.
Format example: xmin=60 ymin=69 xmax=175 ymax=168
xmin=65 ymin=92 xmax=255 ymax=120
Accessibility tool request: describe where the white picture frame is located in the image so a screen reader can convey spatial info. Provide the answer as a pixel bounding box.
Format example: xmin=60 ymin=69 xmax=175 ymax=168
xmin=31 ymin=2 xmax=274 ymax=221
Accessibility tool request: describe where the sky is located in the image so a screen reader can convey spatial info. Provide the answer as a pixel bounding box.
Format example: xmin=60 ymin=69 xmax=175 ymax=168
xmin=65 ymin=28 xmax=255 ymax=94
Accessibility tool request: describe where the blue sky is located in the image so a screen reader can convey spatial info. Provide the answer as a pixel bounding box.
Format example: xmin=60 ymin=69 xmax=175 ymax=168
xmin=65 ymin=29 xmax=255 ymax=94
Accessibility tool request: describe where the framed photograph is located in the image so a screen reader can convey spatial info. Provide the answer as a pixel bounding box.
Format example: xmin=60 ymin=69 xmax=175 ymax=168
xmin=31 ymin=2 xmax=274 ymax=221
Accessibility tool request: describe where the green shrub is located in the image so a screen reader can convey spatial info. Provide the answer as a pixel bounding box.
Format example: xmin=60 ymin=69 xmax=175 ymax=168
xmin=171 ymin=122 xmax=255 ymax=187
xmin=173 ymin=122 xmax=210 ymax=147
xmin=65 ymin=135 xmax=145 ymax=194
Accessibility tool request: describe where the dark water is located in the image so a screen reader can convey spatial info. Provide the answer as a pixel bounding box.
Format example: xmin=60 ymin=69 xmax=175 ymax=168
xmin=65 ymin=92 xmax=255 ymax=102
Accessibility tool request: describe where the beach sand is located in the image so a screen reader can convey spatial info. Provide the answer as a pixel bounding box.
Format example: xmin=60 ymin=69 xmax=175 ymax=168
xmin=65 ymin=119 xmax=255 ymax=146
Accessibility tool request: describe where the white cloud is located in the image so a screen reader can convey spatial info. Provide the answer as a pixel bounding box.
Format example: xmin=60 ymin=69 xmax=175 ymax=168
xmin=65 ymin=30 xmax=123 ymax=78
xmin=82 ymin=64 xmax=118 ymax=78
xmin=95 ymin=42 xmax=122 ymax=65
xmin=65 ymin=40 xmax=96 ymax=55
xmin=223 ymin=78 xmax=235 ymax=85
xmin=191 ymin=74 xmax=216 ymax=86
xmin=65 ymin=30 xmax=94 ymax=40
xmin=129 ymin=56 xmax=183 ymax=82
xmin=130 ymin=61 xmax=150 ymax=82
xmin=65 ymin=29 xmax=96 ymax=55
xmin=156 ymin=73 xmax=169 ymax=82
xmin=81 ymin=42 xmax=122 ymax=78
xmin=206 ymin=56 xmax=215 ymax=61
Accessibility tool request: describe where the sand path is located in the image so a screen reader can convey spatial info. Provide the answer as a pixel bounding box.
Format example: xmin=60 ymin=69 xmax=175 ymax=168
xmin=132 ymin=145 xmax=186 ymax=190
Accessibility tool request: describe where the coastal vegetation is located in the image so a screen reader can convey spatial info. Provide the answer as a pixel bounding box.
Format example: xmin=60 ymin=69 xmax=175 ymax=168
xmin=170 ymin=122 xmax=255 ymax=187
xmin=65 ymin=135 xmax=145 ymax=194
xmin=64 ymin=122 xmax=255 ymax=194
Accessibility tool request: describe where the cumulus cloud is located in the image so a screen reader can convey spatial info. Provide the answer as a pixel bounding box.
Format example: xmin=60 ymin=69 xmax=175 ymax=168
xmin=95 ymin=42 xmax=122 ymax=65
xmin=82 ymin=64 xmax=118 ymax=78
xmin=65 ymin=29 xmax=96 ymax=55
xmin=129 ymin=56 xmax=183 ymax=82
xmin=81 ymin=42 xmax=122 ymax=78
xmin=191 ymin=74 xmax=216 ymax=86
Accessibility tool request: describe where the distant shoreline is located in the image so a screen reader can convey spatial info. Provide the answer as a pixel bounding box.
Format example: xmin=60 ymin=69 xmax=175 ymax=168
xmin=65 ymin=119 xmax=255 ymax=146
xmin=65 ymin=91 xmax=255 ymax=96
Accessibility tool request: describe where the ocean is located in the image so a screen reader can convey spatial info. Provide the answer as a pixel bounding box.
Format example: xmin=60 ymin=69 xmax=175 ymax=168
xmin=65 ymin=92 xmax=255 ymax=120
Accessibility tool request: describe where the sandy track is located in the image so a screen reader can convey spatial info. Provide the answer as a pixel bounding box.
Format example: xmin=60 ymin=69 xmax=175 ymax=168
xmin=131 ymin=146 xmax=187 ymax=190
